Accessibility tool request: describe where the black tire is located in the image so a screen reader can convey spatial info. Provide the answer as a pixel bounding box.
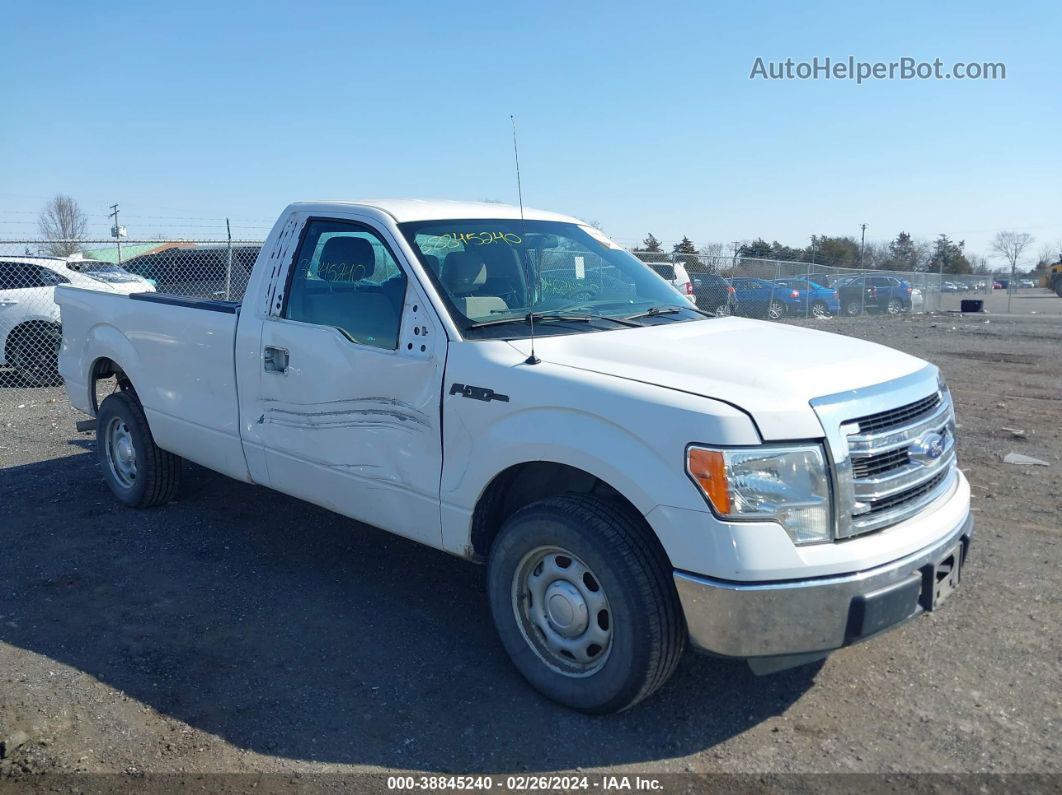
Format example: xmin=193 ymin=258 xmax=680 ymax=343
xmin=713 ymin=302 xmax=731 ymax=317
xmin=7 ymin=323 xmax=62 ymax=387
xmin=96 ymin=391 xmax=181 ymax=508
xmin=844 ymin=299 xmax=862 ymax=316
xmin=886 ymin=298 xmax=903 ymax=315
xmin=810 ymin=300 xmax=830 ymax=318
xmin=487 ymin=495 xmax=685 ymax=714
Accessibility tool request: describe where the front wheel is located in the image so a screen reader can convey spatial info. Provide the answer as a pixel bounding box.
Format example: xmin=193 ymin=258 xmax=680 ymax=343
xmin=487 ymin=495 xmax=685 ymax=714
xmin=844 ymin=299 xmax=863 ymax=316
xmin=96 ymin=391 xmax=182 ymax=507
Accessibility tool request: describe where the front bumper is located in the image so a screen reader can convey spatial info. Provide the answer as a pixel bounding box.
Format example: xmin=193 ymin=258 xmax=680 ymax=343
xmin=674 ymin=511 xmax=973 ymax=668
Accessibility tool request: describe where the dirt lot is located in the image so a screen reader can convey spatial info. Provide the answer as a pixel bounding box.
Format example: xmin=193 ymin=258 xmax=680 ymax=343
xmin=0 ymin=313 xmax=1058 ymax=782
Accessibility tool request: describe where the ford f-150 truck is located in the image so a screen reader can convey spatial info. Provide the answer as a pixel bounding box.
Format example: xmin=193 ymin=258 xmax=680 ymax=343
xmin=57 ymin=200 xmax=972 ymax=713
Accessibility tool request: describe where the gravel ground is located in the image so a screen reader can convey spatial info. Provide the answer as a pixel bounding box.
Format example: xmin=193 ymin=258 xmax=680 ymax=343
xmin=0 ymin=312 xmax=1058 ymax=782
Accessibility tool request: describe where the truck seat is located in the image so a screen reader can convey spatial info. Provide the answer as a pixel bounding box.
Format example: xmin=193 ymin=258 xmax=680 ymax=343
xmin=442 ymin=251 xmax=508 ymax=319
xmin=293 ymin=236 xmax=402 ymax=349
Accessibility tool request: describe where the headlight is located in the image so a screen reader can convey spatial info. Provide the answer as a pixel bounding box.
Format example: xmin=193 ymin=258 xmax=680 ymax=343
xmin=686 ymin=444 xmax=832 ymax=545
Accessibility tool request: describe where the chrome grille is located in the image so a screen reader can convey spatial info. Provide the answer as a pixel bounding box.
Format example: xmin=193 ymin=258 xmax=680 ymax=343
xmin=851 ymin=447 xmax=909 ymax=478
xmin=844 ymin=392 xmax=956 ymax=536
xmin=849 ymin=392 xmax=941 ymax=435
xmin=811 ymin=368 xmax=959 ymax=541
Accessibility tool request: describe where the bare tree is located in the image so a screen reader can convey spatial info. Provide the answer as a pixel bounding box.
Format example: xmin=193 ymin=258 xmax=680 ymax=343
xmin=991 ymin=231 xmax=1034 ymax=309
xmin=37 ymin=194 xmax=88 ymax=256
xmin=990 ymin=231 xmax=1034 ymax=276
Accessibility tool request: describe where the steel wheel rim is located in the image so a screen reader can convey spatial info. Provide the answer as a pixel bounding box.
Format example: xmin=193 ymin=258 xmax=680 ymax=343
xmin=104 ymin=416 xmax=137 ymax=489
xmin=511 ymin=546 xmax=613 ymax=677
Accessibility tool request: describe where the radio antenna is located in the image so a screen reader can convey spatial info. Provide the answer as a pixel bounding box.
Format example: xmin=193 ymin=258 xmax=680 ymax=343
xmin=511 ymin=114 xmax=539 ymax=365
xmin=511 ymin=114 xmax=525 ymax=222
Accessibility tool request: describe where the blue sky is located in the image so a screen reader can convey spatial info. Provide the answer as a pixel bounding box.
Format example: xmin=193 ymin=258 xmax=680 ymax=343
xmin=2 ymin=0 xmax=1059 ymax=263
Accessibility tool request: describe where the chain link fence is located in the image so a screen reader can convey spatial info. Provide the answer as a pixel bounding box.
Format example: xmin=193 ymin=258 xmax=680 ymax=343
xmin=0 ymin=239 xmax=263 ymax=396
xmin=1 ymin=237 xmax=999 ymax=401
xmin=632 ymin=250 xmax=997 ymax=319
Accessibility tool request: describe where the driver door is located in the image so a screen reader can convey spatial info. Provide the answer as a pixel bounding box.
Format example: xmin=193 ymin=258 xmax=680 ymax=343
xmin=240 ymin=217 xmax=446 ymax=548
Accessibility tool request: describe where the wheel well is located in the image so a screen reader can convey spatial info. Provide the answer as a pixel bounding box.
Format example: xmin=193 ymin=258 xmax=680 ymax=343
xmin=89 ymin=357 xmax=135 ymax=413
xmin=470 ymin=462 xmax=645 ymax=560
xmin=5 ymin=320 xmax=61 ymax=357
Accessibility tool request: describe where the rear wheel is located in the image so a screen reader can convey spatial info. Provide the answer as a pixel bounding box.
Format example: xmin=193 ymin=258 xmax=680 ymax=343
xmin=767 ymin=299 xmax=785 ymax=320
xmin=810 ymin=300 xmax=830 ymax=318
xmin=844 ymin=299 xmax=863 ymax=316
xmin=7 ymin=323 xmax=62 ymax=387
xmin=886 ymin=298 xmax=903 ymax=315
xmin=96 ymin=391 xmax=182 ymax=507
xmin=487 ymin=495 xmax=685 ymax=714
xmin=713 ymin=302 xmax=731 ymax=317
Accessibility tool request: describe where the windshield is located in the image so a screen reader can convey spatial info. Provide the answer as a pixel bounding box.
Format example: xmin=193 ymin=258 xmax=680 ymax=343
xmin=399 ymin=219 xmax=705 ymax=338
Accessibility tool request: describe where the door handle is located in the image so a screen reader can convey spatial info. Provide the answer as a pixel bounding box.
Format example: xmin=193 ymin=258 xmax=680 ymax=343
xmin=264 ymin=346 xmax=289 ymax=373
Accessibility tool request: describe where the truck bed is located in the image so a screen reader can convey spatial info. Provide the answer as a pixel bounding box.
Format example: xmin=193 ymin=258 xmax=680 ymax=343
xmin=57 ymin=286 xmax=250 ymax=482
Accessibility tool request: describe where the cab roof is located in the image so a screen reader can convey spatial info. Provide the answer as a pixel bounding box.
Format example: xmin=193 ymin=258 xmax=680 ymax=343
xmin=287 ymin=199 xmax=585 ymax=225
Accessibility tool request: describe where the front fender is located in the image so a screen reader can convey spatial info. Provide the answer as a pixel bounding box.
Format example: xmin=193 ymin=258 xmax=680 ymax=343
xmin=438 ymin=345 xmax=761 ymax=557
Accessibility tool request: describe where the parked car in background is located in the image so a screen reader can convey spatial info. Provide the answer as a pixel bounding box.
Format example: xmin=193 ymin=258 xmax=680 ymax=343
xmin=773 ymin=278 xmax=840 ymax=318
xmin=802 ymin=271 xmax=836 ymax=286
xmin=66 ymin=260 xmax=157 ymax=292
xmin=645 ymin=261 xmax=696 ymax=304
xmin=942 ymin=282 xmax=959 ymax=293
xmin=1 ymin=256 xmax=154 ymax=385
xmin=692 ymin=273 xmax=737 ymax=316
xmin=729 ymin=277 xmax=791 ymax=319
xmin=832 ymin=274 xmax=913 ymax=316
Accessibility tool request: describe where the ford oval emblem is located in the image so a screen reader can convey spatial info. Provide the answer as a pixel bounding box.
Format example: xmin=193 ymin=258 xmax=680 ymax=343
xmin=911 ymin=431 xmax=946 ymax=462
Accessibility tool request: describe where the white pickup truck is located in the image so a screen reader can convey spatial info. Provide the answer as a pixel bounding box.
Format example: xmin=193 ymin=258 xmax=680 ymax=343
xmin=58 ymin=200 xmax=972 ymax=713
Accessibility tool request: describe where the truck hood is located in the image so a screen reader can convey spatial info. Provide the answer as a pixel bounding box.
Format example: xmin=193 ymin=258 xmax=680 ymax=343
xmin=506 ymin=317 xmax=929 ymax=440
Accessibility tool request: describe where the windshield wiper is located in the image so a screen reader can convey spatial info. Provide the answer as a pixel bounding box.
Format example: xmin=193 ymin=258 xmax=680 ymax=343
xmin=624 ymin=304 xmax=715 ymax=321
xmin=467 ymin=311 xmax=640 ymax=329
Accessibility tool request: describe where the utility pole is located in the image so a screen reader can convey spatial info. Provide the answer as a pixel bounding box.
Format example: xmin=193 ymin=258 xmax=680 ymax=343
xmin=109 ymin=203 xmax=124 ymax=265
xmin=225 ymin=217 xmax=233 ymax=301
xmin=859 ymin=223 xmax=867 ymax=269
xmin=731 ymin=241 xmax=742 ymax=272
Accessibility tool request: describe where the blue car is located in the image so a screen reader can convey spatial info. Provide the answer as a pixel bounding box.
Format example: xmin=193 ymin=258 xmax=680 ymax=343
xmin=773 ymin=278 xmax=841 ymax=317
xmin=729 ymin=277 xmax=797 ymax=319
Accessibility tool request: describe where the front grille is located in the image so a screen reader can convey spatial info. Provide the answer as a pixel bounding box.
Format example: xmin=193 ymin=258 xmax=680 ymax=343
xmin=851 ymin=392 xmax=941 ymax=435
xmin=865 ymin=469 xmax=949 ymax=514
xmin=851 ymin=447 xmax=909 ymax=478
xmin=841 ymin=389 xmax=956 ymax=537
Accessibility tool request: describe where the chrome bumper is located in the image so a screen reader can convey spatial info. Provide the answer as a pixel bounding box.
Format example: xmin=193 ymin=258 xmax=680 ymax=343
xmin=674 ymin=512 xmax=973 ymax=667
